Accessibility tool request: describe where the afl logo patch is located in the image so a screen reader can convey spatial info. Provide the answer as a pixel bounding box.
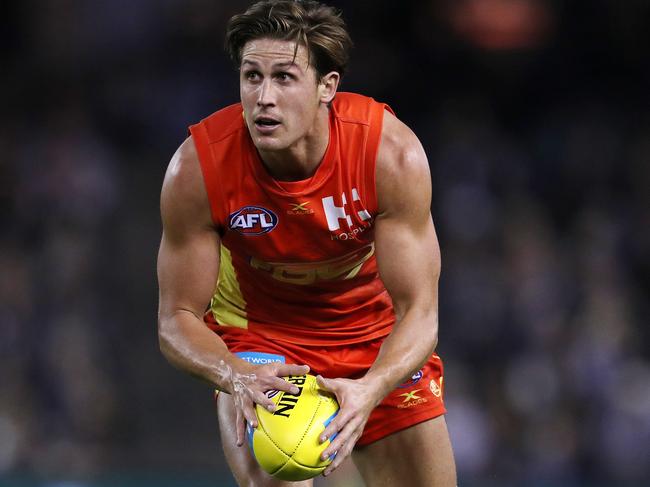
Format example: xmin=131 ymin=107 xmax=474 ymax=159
xmin=229 ymin=206 xmax=278 ymax=235
xmin=398 ymin=369 xmax=424 ymax=388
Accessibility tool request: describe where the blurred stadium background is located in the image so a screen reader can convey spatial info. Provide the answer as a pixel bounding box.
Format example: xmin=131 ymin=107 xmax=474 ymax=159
xmin=1 ymin=0 xmax=649 ymax=486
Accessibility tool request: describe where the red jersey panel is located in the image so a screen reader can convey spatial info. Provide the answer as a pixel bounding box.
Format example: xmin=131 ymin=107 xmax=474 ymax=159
xmin=189 ymin=92 xmax=395 ymax=345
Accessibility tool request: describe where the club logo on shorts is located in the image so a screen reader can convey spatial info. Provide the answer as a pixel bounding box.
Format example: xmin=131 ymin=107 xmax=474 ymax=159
xmin=429 ymin=378 xmax=442 ymax=397
xmin=229 ymin=206 xmax=278 ymax=235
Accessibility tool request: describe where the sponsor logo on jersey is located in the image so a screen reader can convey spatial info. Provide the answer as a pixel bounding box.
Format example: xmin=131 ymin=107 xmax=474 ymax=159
xmin=397 ymin=370 xmax=424 ymax=388
xmin=330 ymin=224 xmax=372 ymax=241
xmin=235 ymin=351 xmax=286 ymax=365
xmin=430 ymin=378 xmax=442 ymax=397
xmin=249 ymin=243 xmax=374 ymax=285
xmin=287 ymin=202 xmax=314 ymax=215
xmin=397 ymin=388 xmax=428 ymax=409
xmin=229 ymin=206 xmax=278 ymax=235
xmin=266 ymin=389 xmax=281 ymax=399
xmin=321 ymin=188 xmax=373 ymax=240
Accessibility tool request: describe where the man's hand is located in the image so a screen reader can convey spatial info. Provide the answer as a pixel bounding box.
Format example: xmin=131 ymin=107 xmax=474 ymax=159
xmin=316 ymin=375 xmax=383 ymax=476
xmin=225 ymin=361 xmax=310 ymax=447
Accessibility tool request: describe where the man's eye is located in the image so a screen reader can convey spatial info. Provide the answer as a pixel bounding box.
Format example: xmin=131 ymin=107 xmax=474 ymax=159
xmin=277 ymin=73 xmax=292 ymax=82
xmin=245 ymin=71 xmax=260 ymax=81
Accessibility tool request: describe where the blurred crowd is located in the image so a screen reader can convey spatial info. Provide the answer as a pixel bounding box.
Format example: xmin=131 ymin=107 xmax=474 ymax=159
xmin=1 ymin=0 xmax=649 ymax=486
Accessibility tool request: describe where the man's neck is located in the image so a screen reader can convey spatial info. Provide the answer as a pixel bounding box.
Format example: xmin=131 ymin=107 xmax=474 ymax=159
xmin=258 ymin=108 xmax=330 ymax=182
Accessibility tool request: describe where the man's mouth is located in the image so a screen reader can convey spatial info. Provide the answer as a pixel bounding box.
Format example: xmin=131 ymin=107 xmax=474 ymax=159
xmin=254 ymin=117 xmax=281 ymax=129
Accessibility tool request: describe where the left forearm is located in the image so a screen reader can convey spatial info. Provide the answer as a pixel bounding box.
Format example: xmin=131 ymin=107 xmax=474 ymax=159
xmin=362 ymin=307 xmax=438 ymax=404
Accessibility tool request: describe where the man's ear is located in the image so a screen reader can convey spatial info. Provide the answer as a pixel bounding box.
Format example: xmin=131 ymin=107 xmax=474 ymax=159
xmin=318 ymin=71 xmax=340 ymax=104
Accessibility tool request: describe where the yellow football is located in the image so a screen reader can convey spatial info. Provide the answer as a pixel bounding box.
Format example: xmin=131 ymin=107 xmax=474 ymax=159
xmin=246 ymin=374 xmax=340 ymax=481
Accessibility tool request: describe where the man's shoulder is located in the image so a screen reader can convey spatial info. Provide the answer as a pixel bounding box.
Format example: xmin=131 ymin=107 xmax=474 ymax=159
xmin=161 ymin=136 xmax=213 ymax=231
xmin=190 ymin=102 xmax=246 ymax=144
xmin=332 ymin=92 xmax=389 ymax=123
xmin=375 ymin=111 xmax=429 ymax=199
xmin=334 ymin=91 xmax=373 ymax=105
xmin=379 ymin=110 xmax=419 ymax=153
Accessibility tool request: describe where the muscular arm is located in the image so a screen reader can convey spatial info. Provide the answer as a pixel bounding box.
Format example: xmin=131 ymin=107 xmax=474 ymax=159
xmin=318 ymin=111 xmax=441 ymax=473
xmin=363 ymin=110 xmax=441 ymax=398
xmin=157 ymin=136 xmax=238 ymax=391
xmin=158 ymin=137 xmax=307 ymax=444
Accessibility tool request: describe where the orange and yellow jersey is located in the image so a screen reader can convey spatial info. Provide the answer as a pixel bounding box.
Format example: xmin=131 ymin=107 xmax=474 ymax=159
xmin=189 ymin=92 xmax=395 ymax=346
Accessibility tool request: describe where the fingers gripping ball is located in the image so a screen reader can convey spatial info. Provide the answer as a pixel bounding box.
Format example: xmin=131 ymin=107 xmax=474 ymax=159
xmin=246 ymin=374 xmax=339 ymax=481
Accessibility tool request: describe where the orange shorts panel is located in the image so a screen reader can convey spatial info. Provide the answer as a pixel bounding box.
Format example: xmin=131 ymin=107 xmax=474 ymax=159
xmin=215 ymin=327 xmax=446 ymax=447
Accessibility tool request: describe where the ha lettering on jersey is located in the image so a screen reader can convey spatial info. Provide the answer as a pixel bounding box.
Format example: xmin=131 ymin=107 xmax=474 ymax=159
xmin=229 ymin=206 xmax=278 ymax=235
xmin=322 ymin=188 xmax=372 ymax=240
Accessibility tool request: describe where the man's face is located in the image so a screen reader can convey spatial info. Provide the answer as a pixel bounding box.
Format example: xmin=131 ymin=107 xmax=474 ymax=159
xmin=240 ymin=38 xmax=324 ymax=152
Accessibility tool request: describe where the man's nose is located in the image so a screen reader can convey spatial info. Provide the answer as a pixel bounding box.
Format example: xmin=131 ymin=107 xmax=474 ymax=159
xmin=257 ymin=79 xmax=276 ymax=107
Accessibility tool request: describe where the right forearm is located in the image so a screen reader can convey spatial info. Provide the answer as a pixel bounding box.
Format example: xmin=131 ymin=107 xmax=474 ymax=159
xmin=158 ymin=310 xmax=245 ymax=393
